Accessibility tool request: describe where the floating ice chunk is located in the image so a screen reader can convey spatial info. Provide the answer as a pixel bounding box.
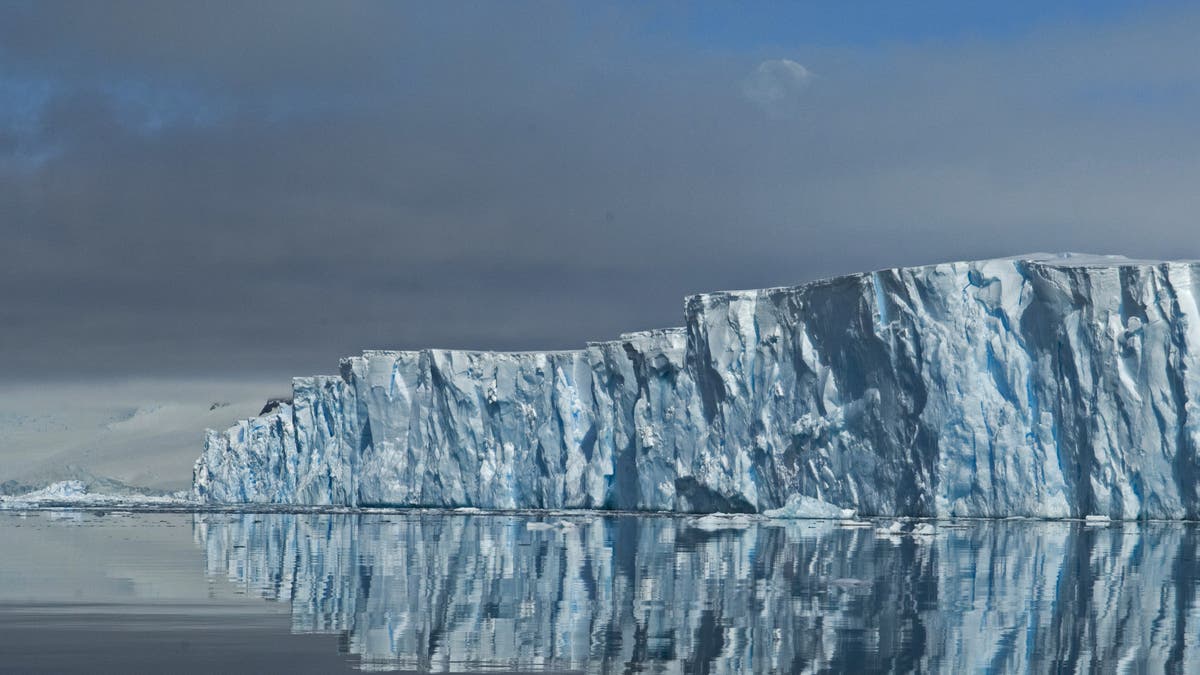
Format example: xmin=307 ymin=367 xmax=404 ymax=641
xmin=909 ymin=523 xmax=937 ymax=536
xmin=876 ymin=520 xmax=904 ymax=535
xmin=764 ymin=494 xmax=855 ymax=520
xmin=838 ymin=519 xmax=875 ymax=528
xmin=693 ymin=514 xmax=758 ymax=530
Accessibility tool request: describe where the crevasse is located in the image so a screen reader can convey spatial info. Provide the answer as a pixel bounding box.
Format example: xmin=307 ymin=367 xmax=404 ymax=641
xmin=193 ymin=254 xmax=1200 ymax=518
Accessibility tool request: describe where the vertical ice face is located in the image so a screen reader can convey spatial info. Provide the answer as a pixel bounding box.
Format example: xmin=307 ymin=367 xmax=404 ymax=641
xmin=682 ymin=262 xmax=1030 ymax=517
xmin=319 ymin=348 xmax=605 ymax=509
xmin=685 ymin=275 xmax=936 ymax=516
xmin=192 ymin=375 xmax=354 ymax=505
xmin=587 ymin=329 xmax=706 ymax=510
xmin=194 ymin=254 xmax=1200 ymax=518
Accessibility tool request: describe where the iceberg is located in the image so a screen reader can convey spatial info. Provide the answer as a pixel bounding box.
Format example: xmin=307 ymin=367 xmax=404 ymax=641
xmin=763 ymin=493 xmax=857 ymax=519
xmin=193 ymin=253 xmax=1200 ymax=519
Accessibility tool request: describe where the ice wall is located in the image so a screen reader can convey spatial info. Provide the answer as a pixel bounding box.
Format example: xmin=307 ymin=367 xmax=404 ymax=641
xmin=194 ymin=254 xmax=1200 ymax=518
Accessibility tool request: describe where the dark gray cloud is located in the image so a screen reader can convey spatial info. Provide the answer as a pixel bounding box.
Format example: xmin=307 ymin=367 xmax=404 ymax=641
xmin=3 ymin=2 xmax=1200 ymax=380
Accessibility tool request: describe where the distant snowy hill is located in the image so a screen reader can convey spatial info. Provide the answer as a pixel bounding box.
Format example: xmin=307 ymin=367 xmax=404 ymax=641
xmin=0 ymin=380 xmax=280 ymax=494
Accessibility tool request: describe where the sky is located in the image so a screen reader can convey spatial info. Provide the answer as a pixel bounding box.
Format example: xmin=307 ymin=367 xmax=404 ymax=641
xmin=4 ymin=1 xmax=1200 ymax=381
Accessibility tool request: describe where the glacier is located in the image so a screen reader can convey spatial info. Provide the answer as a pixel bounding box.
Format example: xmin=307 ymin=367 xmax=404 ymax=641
xmin=193 ymin=253 xmax=1200 ymax=519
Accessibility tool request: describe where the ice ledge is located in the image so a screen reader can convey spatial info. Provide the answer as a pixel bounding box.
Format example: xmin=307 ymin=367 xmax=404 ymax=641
xmin=685 ymin=252 xmax=1195 ymax=304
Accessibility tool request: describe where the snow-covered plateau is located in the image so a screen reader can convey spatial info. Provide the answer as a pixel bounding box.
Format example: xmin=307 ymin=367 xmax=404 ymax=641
xmin=193 ymin=253 xmax=1200 ymax=519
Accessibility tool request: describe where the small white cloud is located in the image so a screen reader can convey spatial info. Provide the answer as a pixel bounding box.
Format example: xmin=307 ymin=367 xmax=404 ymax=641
xmin=742 ymin=59 xmax=812 ymax=117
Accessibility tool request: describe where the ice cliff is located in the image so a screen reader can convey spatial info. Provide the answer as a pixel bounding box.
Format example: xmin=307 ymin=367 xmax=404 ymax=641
xmin=194 ymin=254 xmax=1200 ymax=518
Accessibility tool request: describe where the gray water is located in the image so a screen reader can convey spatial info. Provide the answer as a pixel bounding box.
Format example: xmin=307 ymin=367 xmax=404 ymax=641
xmin=1 ymin=511 xmax=1198 ymax=673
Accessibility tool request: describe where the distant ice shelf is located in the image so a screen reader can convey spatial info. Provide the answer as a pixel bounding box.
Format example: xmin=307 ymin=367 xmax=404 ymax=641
xmin=192 ymin=253 xmax=1200 ymax=519
xmin=0 ymin=480 xmax=193 ymax=508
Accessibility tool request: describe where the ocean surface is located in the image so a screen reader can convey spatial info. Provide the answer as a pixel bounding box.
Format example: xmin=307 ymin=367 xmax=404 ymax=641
xmin=0 ymin=510 xmax=1198 ymax=673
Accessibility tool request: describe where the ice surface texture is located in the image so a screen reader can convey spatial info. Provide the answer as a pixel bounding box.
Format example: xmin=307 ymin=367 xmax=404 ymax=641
xmin=193 ymin=254 xmax=1200 ymax=518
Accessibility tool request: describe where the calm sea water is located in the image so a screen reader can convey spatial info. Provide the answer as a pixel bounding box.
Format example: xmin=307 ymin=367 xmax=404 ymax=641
xmin=0 ymin=510 xmax=1197 ymax=673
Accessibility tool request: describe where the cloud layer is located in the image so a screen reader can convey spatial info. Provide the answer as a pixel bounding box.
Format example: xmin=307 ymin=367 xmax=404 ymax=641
xmin=2 ymin=2 xmax=1199 ymax=380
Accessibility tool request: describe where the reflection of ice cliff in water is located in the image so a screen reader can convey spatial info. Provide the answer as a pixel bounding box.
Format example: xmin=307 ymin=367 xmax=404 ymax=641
xmin=193 ymin=513 xmax=1200 ymax=673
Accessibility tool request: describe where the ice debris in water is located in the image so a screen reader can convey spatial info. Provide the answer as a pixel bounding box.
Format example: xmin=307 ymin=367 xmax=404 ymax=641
xmin=763 ymin=494 xmax=856 ymax=520
xmin=876 ymin=521 xmax=904 ymax=535
xmin=193 ymin=253 xmax=1200 ymax=519
xmin=692 ymin=513 xmax=760 ymax=530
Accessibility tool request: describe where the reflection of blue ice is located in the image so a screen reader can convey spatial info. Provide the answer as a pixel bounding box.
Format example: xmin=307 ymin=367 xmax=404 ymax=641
xmin=193 ymin=514 xmax=1200 ymax=673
